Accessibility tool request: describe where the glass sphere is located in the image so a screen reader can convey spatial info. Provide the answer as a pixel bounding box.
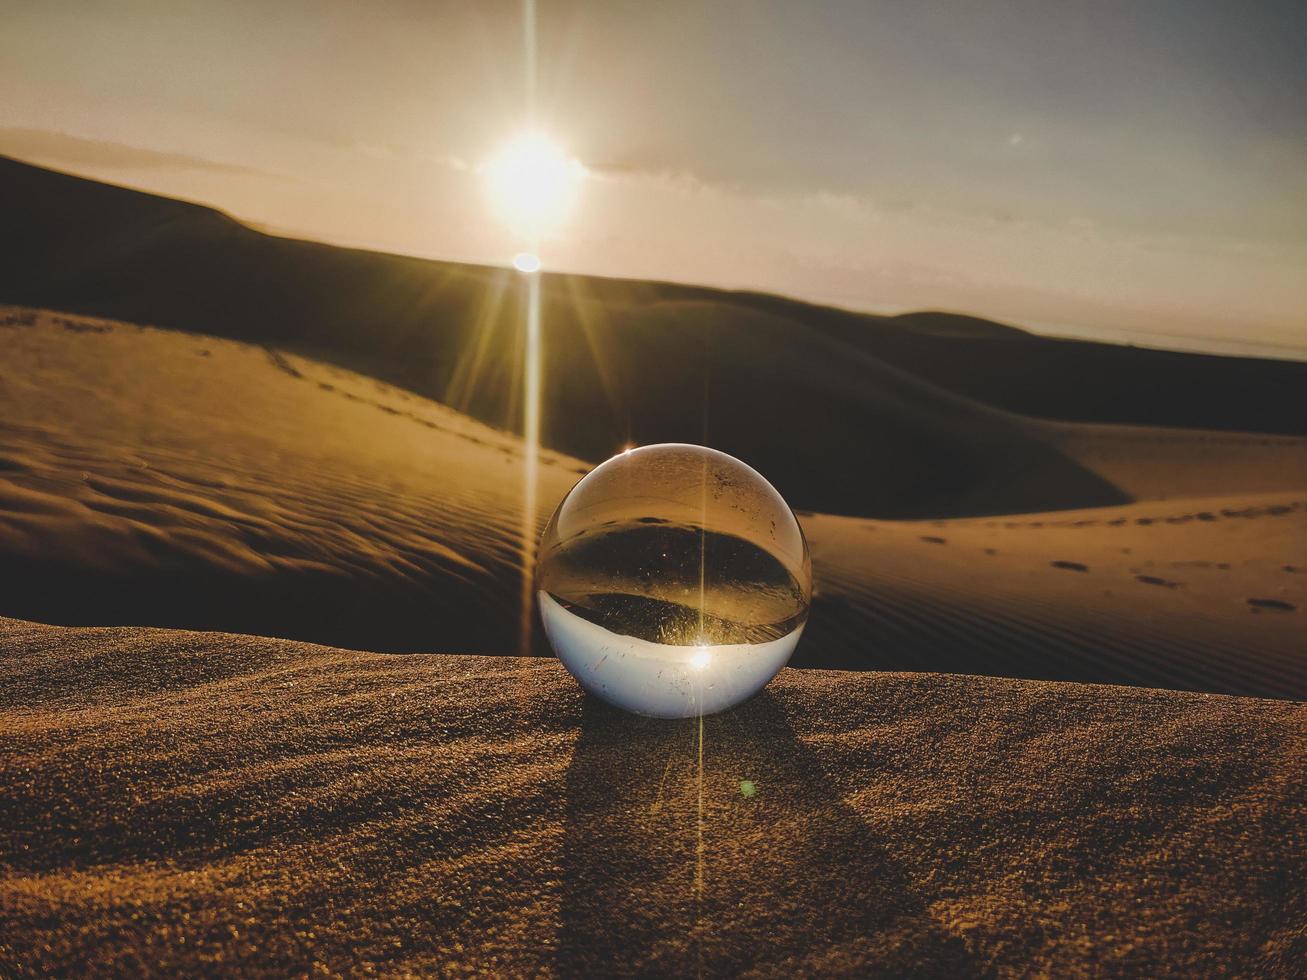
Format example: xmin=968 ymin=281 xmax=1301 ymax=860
xmin=537 ymin=443 xmax=811 ymax=718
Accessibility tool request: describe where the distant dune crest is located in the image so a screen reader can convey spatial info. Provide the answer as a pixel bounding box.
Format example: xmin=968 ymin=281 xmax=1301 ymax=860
xmin=3 ymin=155 xmax=1306 ymax=516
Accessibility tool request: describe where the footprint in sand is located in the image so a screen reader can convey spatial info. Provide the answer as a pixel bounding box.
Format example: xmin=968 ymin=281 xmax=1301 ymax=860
xmin=1136 ymin=575 xmax=1182 ymax=589
xmin=1247 ymin=598 xmax=1296 ymax=613
xmin=920 ymin=536 xmax=947 ymax=545
xmin=55 ymin=317 xmax=112 ymax=334
xmin=1051 ymin=561 xmax=1088 ymax=572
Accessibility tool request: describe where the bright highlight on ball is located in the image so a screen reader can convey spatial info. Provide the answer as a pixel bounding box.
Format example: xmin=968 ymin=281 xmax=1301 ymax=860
xmin=484 ymin=131 xmax=584 ymax=242
xmin=536 ymin=443 xmax=812 ymax=718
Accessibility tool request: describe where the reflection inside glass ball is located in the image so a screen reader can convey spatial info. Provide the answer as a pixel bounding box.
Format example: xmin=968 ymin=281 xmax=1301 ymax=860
xmin=537 ymin=443 xmax=811 ymax=718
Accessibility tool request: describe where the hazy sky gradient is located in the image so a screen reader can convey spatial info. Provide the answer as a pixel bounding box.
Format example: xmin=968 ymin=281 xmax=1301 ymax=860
xmin=2 ymin=0 xmax=1304 ymax=352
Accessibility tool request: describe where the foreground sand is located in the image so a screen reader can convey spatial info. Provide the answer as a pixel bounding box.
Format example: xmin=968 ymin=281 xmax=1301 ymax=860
xmin=1 ymin=615 xmax=1303 ymax=976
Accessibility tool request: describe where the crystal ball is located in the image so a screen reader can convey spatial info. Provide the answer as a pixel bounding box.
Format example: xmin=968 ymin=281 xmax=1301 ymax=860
xmin=537 ymin=443 xmax=811 ymax=718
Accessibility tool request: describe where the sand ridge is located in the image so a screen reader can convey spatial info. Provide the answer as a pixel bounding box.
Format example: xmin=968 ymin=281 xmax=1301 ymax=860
xmin=0 ymin=308 xmax=583 ymax=654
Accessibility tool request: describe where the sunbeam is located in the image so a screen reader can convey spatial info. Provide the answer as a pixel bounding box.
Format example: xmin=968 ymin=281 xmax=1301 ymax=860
xmin=563 ymin=275 xmax=627 ymax=438
xmin=442 ymin=268 xmax=511 ymax=414
xmin=519 ymin=264 xmax=542 ymax=658
xmin=492 ymin=0 xmax=592 ymax=661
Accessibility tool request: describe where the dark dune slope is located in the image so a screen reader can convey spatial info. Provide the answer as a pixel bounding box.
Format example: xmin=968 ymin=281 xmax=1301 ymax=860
xmin=4 ymin=156 xmax=1305 ymax=516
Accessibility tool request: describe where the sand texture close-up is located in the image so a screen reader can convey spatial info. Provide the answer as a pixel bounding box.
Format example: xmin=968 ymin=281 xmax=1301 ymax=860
xmin=2 ymin=616 xmax=1304 ymax=977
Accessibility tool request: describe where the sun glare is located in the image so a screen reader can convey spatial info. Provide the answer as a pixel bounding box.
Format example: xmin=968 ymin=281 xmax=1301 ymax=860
xmin=485 ymin=132 xmax=584 ymax=242
xmin=512 ymin=251 xmax=541 ymax=273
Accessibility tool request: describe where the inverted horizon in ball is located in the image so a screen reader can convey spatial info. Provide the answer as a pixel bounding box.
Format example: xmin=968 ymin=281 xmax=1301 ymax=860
xmin=536 ymin=443 xmax=811 ymax=718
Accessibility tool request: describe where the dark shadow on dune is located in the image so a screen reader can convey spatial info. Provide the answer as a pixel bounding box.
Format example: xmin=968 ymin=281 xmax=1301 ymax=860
xmin=2 ymin=559 xmax=521 ymax=655
xmin=557 ymin=692 xmax=975 ymax=976
xmin=792 ymin=592 xmax=1307 ymax=700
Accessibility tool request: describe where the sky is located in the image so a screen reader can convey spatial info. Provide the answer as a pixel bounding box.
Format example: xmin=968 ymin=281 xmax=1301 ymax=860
xmin=2 ymin=0 xmax=1304 ymax=354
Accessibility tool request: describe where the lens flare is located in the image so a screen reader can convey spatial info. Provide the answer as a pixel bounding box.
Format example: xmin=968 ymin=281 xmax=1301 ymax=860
xmin=513 ymin=251 xmax=542 ymax=273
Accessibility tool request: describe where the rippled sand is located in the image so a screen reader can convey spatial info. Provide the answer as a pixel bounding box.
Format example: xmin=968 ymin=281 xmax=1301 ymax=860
xmin=2 ymin=616 xmax=1302 ymax=976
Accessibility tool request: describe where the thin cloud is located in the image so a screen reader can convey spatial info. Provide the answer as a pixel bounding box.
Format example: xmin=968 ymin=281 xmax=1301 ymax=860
xmin=344 ymin=139 xmax=470 ymax=173
xmin=0 ymin=128 xmax=268 ymax=176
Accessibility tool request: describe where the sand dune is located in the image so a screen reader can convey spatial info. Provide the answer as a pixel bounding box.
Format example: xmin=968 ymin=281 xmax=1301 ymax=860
xmin=804 ymin=496 xmax=1306 ymax=697
xmin=0 ymin=308 xmax=580 ymax=653
xmin=1 ymin=309 xmax=1303 ymax=698
xmin=6 ymin=156 xmax=1307 ymax=517
xmin=1 ymin=615 xmax=1302 ymax=976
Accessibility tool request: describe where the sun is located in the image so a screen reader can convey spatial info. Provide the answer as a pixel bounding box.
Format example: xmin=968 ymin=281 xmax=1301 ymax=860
xmin=484 ymin=132 xmax=585 ymax=243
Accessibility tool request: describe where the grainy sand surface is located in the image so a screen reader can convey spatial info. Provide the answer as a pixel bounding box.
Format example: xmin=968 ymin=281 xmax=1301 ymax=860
xmin=1 ymin=616 xmax=1303 ymax=977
